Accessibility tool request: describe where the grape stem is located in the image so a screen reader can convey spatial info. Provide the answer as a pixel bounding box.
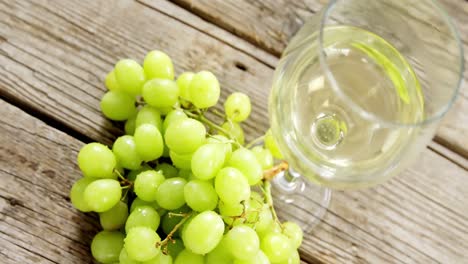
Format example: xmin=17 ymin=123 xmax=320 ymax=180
xmin=183 ymin=109 xmax=233 ymax=140
xmin=263 ymin=181 xmax=283 ymax=228
xmin=157 ymin=212 xmax=193 ymax=250
xmin=245 ymin=135 xmax=265 ymax=149
xmin=114 ymin=169 xmax=133 ymax=187
xmin=209 ymin=108 xmax=227 ymax=119
xmin=263 ymin=161 xmax=289 ymax=181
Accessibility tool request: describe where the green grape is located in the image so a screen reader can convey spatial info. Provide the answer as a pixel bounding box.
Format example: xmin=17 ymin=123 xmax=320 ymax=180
xmin=156 ymin=177 xmax=187 ymax=210
xmin=169 ymin=151 xmax=193 ymax=170
xmin=221 ymin=121 xmax=245 ymax=145
xmin=70 ymin=177 xmax=95 ymax=212
xmin=125 ymin=113 xmax=137 ymax=135
xmin=225 ymin=225 xmax=260 ymax=260
xmin=264 ymin=130 xmax=283 ymax=159
xmin=142 ymin=79 xmax=179 ymax=108
xmin=113 ymin=135 xmax=142 ymax=170
xmin=143 ymin=253 xmax=173 ymax=264
xmin=166 ymin=238 xmax=185 ymax=259
xmin=163 ymin=143 xmax=170 ymax=158
xmin=255 ymin=205 xmax=273 ymax=237
xmin=124 ymin=227 xmax=161 ymax=262
xmin=78 ymin=142 xmax=116 ymax=178
xmin=157 ymin=100 xmax=179 ymax=115
xmin=191 ymin=143 xmax=226 ymax=180
xmin=227 ymin=148 xmax=263 ymax=185
xmin=233 ymin=250 xmax=270 ymax=264
xmin=224 ymin=92 xmax=251 ymax=122
xmin=182 ymin=211 xmax=224 ymax=254
xmin=260 ymin=233 xmax=293 ymax=263
xmin=174 ymin=249 xmax=204 ymax=264
xmin=143 ymin=50 xmax=174 ymax=80
xmin=205 ymin=237 xmax=234 ymax=264
xmin=275 ymin=249 xmax=300 ymax=264
xmin=177 ymin=169 xmax=193 ymax=179
xmin=130 ymin=198 xmax=166 ymax=217
xmin=282 ymin=222 xmax=303 ymax=249
xmin=91 ymin=231 xmax=124 ymax=263
xmin=126 ymin=164 xmax=152 ymax=181
xmin=162 ymin=109 xmax=187 ymax=132
xmin=100 ymin=90 xmax=136 ymax=121
xmin=206 ymin=135 xmax=233 ymax=159
xmin=136 ymin=105 xmax=163 ymax=132
xmin=134 ymin=124 xmax=164 ymax=161
xmin=155 ymin=163 xmax=178 ymax=178
xmin=114 ymin=59 xmax=146 ymax=96
xmin=161 ymin=206 xmax=191 ymax=236
xmin=119 ymin=248 xmax=140 ymax=264
xmin=176 ymin=72 xmax=194 ymax=101
xmin=105 ymin=70 xmax=120 ymax=91
xmin=125 ymin=205 xmax=161 ymax=233
xmin=188 ymin=71 xmax=220 ymax=108
xmin=134 ymin=170 xmax=165 ymax=202
xmin=251 ymin=146 xmax=274 ymax=170
xmin=218 ymin=200 xmax=243 ymax=223
xmin=99 ymin=201 xmax=129 ymax=230
xmin=184 ymin=180 xmax=218 ymax=212
xmin=215 ymin=167 xmax=250 ymax=205
xmin=84 ymin=179 xmax=121 ymax=212
xmin=165 ymin=118 xmax=206 ymax=154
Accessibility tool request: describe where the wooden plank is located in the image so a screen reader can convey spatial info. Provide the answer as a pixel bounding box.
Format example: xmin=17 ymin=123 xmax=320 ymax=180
xmin=169 ymin=0 xmax=468 ymax=158
xmin=0 ymin=100 xmax=100 ymax=264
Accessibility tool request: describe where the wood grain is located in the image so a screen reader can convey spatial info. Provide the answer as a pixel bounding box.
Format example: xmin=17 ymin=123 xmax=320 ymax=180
xmin=169 ymin=0 xmax=468 ymax=158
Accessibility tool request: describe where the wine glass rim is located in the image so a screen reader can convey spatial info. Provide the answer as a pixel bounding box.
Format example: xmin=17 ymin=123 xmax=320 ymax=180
xmin=318 ymin=0 xmax=465 ymax=128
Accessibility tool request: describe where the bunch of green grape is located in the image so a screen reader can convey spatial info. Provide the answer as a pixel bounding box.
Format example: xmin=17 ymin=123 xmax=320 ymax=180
xmin=69 ymin=50 xmax=302 ymax=264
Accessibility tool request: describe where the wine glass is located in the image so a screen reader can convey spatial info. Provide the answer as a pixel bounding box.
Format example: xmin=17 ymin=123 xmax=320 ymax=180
xmin=268 ymin=0 xmax=464 ymax=231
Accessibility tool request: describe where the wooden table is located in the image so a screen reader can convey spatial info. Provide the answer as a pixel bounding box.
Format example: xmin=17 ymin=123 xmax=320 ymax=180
xmin=1 ymin=0 xmax=467 ymax=263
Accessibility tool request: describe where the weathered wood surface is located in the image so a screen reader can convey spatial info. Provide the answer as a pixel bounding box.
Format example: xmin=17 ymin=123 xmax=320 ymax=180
xmin=169 ymin=0 xmax=468 ymax=158
xmin=0 ymin=0 xmax=467 ymax=263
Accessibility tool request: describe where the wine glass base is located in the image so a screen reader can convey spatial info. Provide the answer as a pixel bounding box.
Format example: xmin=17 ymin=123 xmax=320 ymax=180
xmin=270 ymin=170 xmax=331 ymax=233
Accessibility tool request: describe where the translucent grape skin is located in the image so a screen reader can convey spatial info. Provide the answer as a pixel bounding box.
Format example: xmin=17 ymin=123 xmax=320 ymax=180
xmin=188 ymin=71 xmax=220 ymax=108
xmin=105 ymin=70 xmax=120 ymax=91
xmin=221 ymin=121 xmax=245 ymax=145
xmin=174 ymin=249 xmax=204 ymax=264
xmin=166 ymin=238 xmax=185 ymax=259
xmin=169 ymin=151 xmax=193 ymax=170
xmin=70 ymin=177 xmax=95 ymax=212
xmin=155 ymin=163 xmax=179 ymax=178
xmin=184 ymin=180 xmax=218 ymax=212
xmin=126 ymin=164 xmax=152 ymax=182
xmin=124 ymin=227 xmax=161 ymax=262
xmin=134 ymin=124 xmax=164 ymax=162
xmin=165 ymin=118 xmax=206 ymax=154
xmin=134 ymin=170 xmax=165 ymax=202
xmin=125 ymin=113 xmax=137 ymax=135
xmin=233 ymin=250 xmax=270 ymax=264
xmin=143 ymin=50 xmax=174 ymax=80
xmin=224 ymin=92 xmax=252 ymax=122
xmin=264 ymin=129 xmax=283 ymax=159
xmin=215 ymin=167 xmax=250 ymax=205
xmin=119 ymin=248 xmax=140 ymax=264
xmin=182 ymin=211 xmax=224 ymax=254
xmin=78 ymin=143 xmax=116 ymax=178
xmin=136 ymin=105 xmax=163 ymax=132
xmin=227 ymin=148 xmax=263 ymax=185
xmin=142 ymin=79 xmax=180 ymax=109
xmin=206 ymin=135 xmax=233 ymax=159
xmin=260 ymin=233 xmax=294 ymax=263
xmin=205 ymin=237 xmax=234 ymax=264
xmin=125 ymin=205 xmax=161 ymax=233
xmin=156 ymin=177 xmax=187 ymax=210
xmin=100 ymin=90 xmax=136 ymax=121
xmin=162 ymin=109 xmax=187 ymax=133
xmin=275 ymin=249 xmax=300 ymax=264
xmin=130 ymin=197 xmax=161 ymax=213
xmin=84 ymin=179 xmax=122 ymax=212
xmin=191 ymin=143 xmax=226 ymax=180
xmin=91 ymin=231 xmax=124 ymax=264
xmin=282 ymin=221 xmax=303 ymax=249
xmin=225 ymin=225 xmax=260 ymax=260
xmin=114 ymin=59 xmax=146 ymax=96
xmin=161 ymin=205 xmax=191 ymax=236
xmin=144 ymin=253 xmax=173 ymax=264
xmin=251 ymin=146 xmax=274 ymax=170
xmin=113 ymin=135 xmax=142 ymax=170
xmin=99 ymin=201 xmax=129 ymax=230
xmin=254 ymin=205 xmax=274 ymax=237
xmin=176 ymin=72 xmax=194 ymax=101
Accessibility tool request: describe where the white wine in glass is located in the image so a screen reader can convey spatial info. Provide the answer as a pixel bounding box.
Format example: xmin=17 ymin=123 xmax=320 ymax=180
xmin=269 ymin=0 xmax=464 ymax=229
